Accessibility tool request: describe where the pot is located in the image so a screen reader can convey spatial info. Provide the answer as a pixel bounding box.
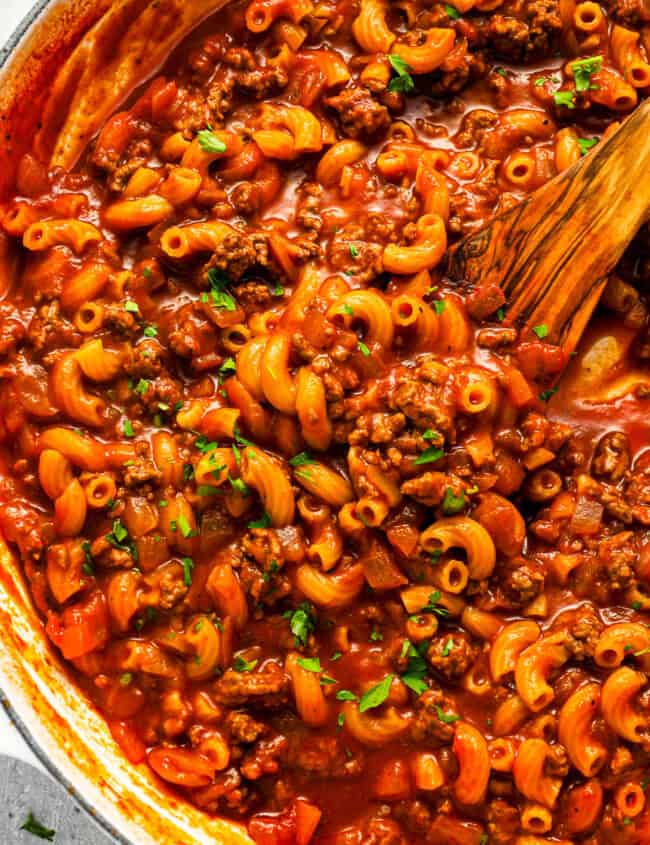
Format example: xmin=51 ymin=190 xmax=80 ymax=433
xmin=0 ymin=3 xmax=253 ymax=843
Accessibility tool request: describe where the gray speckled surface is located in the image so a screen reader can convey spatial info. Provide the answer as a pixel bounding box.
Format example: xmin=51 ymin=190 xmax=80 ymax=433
xmin=0 ymin=756 xmax=116 ymax=845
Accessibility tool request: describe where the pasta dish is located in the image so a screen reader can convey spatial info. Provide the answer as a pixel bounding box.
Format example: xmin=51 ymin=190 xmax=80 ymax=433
xmin=0 ymin=0 xmax=649 ymax=842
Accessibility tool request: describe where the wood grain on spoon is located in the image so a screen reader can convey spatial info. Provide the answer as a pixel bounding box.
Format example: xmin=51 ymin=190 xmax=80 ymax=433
xmin=446 ymin=98 xmax=650 ymax=352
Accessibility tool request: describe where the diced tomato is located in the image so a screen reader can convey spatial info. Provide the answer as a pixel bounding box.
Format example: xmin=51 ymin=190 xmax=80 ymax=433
xmin=45 ymin=590 xmax=109 ymax=660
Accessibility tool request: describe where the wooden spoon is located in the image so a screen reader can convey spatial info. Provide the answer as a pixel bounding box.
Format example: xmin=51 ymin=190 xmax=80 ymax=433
xmin=446 ymin=99 xmax=650 ymax=351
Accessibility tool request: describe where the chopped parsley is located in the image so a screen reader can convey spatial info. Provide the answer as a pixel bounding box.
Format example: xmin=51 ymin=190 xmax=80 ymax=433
xmin=124 ymin=300 xmax=140 ymax=314
xmin=135 ymin=378 xmax=150 ymax=396
xmin=336 ymin=690 xmax=358 ymax=701
xmin=248 ymin=511 xmax=272 ymax=530
xmin=553 ymin=90 xmax=576 ymax=109
xmin=442 ymin=487 xmax=465 ymax=514
xmin=349 ymin=244 xmax=359 ymax=258
xmin=422 ymin=590 xmax=449 ymax=618
xmin=219 ymin=357 xmax=236 ymax=380
xmin=81 ymin=541 xmax=94 ymax=576
xmin=183 ymin=463 xmax=194 ymax=482
xmin=195 ymin=435 xmax=218 ymax=454
xmin=370 ymin=627 xmax=383 ymax=642
xmin=578 ymin=137 xmax=598 ymax=155
xmin=179 ymin=514 xmax=195 ymax=538
xmin=401 ymin=641 xmax=429 ymax=695
xmin=433 ymin=299 xmax=446 ymax=315
xmin=331 ymin=651 xmax=342 ymax=661
xmin=284 ymin=602 xmax=316 ymax=647
xmin=272 ymin=283 xmax=285 ymax=297
xmin=496 ymin=307 xmax=505 ymax=322
xmin=143 ymin=324 xmax=158 ymax=338
xmin=197 ymin=485 xmax=221 ymax=496
xmin=342 ymin=304 xmax=354 ymax=316
xmin=197 ymin=128 xmax=227 ymax=154
xmin=571 ymin=55 xmax=603 ymax=91
xmin=229 ymin=475 xmax=250 ymax=496
xmin=119 ymin=672 xmax=133 ymax=686
xmin=387 ymin=54 xmax=415 ymax=94
xmin=297 ymin=657 xmax=322 ymax=672
xmin=357 ymin=341 xmax=371 ymax=357
xmin=182 ymin=556 xmax=194 ymax=586
xmin=20 ymin=813 xmax=55 ymax=841
xmin=206 ymin=268 xmax=236 ymax=311
xmin=539 ymin=386 xmax=559 ymax=402
xmin=435 ymin=704 xmax=460 ymax=724
xmin=106 ymin=519 xmax=138 ymax=560
xmin=442 ymin=638 xmax=455 ymax=657
xmin=533 ymin=324 xmax=548 ymax=339
xmin=337 ymin=712 xmax=345 ymax=729
xmin=123 ymin=419 xmax=135 ymax=438
xmin=445 ymin=3 xmax=461 ymax=17
xmin=414 ymin=447 xmax=444 ymax=466
xmin=234 ymin=656 xmax=258 ymax=673
xmin=290 ymin=451 xmax=316 ymax=467
xmin=359 ymin=674 xmax=394 ymax=712
xmin=494 ymin=67 xmax=507 ymax=77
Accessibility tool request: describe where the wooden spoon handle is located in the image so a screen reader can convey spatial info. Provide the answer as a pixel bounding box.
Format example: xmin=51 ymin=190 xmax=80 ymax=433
xmin=446 ymin=99 xmax=650 ymax=349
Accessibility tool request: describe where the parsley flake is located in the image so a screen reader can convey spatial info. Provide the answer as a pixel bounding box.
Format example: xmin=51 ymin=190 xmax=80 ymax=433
xmin=197 ymin=128 xmax=227 ymax=154
xmin=357 ymin=341 xmax=371 ymax=357
xmin=182 ymin=556 xmax=194 ymax=586
xmin=442 ymin=487 xmax=465 ymax=514
xmin=21 ymin=813 xmax=55 ymax=841
xmin=387 ymin=54 xmax=415 ymax=94
xmin=359 ymin=674 xmax=394 ymax=713
xmin=533 ymin=324 xmax=548 ymax=339
xmin=297 ymin=657 xmax=322 ymax=672
xmin=234 ymin=655 xmax=258 ymax=672
xmin=414 ymin=447 xmax=444 ymax=466
xmin=571 ymin=55 xmax=603 ymax=91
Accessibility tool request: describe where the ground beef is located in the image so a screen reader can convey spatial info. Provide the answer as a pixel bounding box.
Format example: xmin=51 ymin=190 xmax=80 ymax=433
xmin=401 ymin=471 xmax=451 ymax=507
xmin=226 ymin=711 xmax=267 ymax=744
xmin=496 ymin=556 xmax=545 ymax=607
xmin=563 ymin=604 xmax=604 ymax=660
xmin=327 ymin=224 xmax=383 ymax=282
xmin=213 ymin=667 xmax=290 ymax=708
xmin=410 ymin=688 xmax=457 ymax=744
xmin=124 ymin=340 xmax=165 ymax=378
xmin=207 ymin=72 xmax=236 ymax=122
xmin=390 ymin=378 xmax=454 ymax=433
xmin=0 ymin=501 xmax=44 ymax=559
xmin=485 ymin=0 xmax=561 ymax=59
xmin=602 ymin=0 xmax=650 ymax=25
xmin=230 ymin=183 xmax=262 ymax=216
xmin=592 ymin=431 xmax=630 ymax=484
xmin=26 ymin=302 xmax=79 ymax=353
xmin=237 ymin=65 xmax=289 ymax=99
xmin=287 ymin=734 xmax=364 ymax=778
xmin=349 ymin=412 xmax=407 ymax=446
xmin=240 ymin=733 xmax=288 ymax=780
xmin=0 ymin=304 xmax=26 ymax=356
xmin=455 ymin=109 xmax=498 ymax=148
xmin=123 ymin=443 xmax=163 ymax=487
xmin=233 ymin=280 xmax=274 ymax=312
xmin=140 ymin=374 xmax=183 ymax=414
xmin=142 ymin=562 xmax=188 ymax=610
xmin=427 ymin=633 xmax=479 ymax=680
xmin=486 ymin=800 xmax=520 ymax=845
xmin=205 ymin=231 xmax=271 ymax=281
xmin=192 ymin=766 xmax=254 ymax=815
xmin=295 ymin=183 xmax=323 ymax=233
xmin=324 ymin=86 xmax=391 ymax=140
xmin=102 ymin=304 xmax=140 ymax=336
